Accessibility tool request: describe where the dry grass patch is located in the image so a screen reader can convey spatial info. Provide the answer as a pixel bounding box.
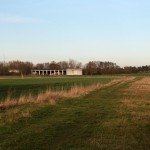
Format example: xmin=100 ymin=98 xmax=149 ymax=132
xmin=0 ymin=107 xmax=33 ymax=126
xmin=0 ymin=78 xmax=126 ymax=111
xmin=123 ymin=77 xmax=150 ymax=97
xmin=120 ymin=77 xmax=150 ymax=126
xmin=126 ymin=77 xmax=150 ymax=92
xmin=122 ymin=98 xmax=150 ymax=108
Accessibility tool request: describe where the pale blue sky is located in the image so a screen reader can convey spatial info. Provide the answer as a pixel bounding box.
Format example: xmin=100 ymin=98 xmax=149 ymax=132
xmin=0 ymin=0 xmax=150 ymax=66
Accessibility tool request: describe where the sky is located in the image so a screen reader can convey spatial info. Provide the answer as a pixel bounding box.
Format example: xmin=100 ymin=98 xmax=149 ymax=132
xmin=0 ymin=0 xmax=150 ymax=67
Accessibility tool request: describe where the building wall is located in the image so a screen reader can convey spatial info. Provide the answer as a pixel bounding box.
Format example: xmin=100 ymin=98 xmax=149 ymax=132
xmin=66 ymin=69 xmax=82 ymax=75
xmin=31 ymin=69 xmax=83 ymax=76
xmin=31 ymin=70 xmax=66 ymax=75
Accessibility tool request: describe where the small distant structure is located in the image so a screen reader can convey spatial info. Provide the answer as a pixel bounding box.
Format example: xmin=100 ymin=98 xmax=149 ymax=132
xmin=31 ymin=68 xmax=83 ymax=76
xmin=9 ymin=69 xmax=20 ymax=73
xmin=66 ymin=68 xmax=82 ymax=75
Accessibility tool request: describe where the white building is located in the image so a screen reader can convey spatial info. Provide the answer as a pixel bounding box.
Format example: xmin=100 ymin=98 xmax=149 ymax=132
xmin=9 ymin=69 xmax=20 ymax=73
xmin=66 ymin=69 xmax=82 ymax=75
xmin=31 ymin=68 xmax=83 ymax=76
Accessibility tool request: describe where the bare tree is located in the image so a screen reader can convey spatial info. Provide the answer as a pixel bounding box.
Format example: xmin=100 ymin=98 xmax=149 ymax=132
xmin=57 ymin=61 xmax=69 ymax=69
xmin=49 ymin=61 xmax=61 ymax=70
xmin=8 ymin=61 xmax=33 ymax=75
xmin=0 ymin=62 xmax=9 ymax=75
xmin=68 ymin=59 xmax=82 ymax=69
xmin=85 ymin=61 xmax=97 ymax=75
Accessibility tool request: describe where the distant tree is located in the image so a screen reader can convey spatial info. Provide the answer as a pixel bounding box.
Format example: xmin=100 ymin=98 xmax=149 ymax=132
xmin=57 ymin=61 xmax=69 ymax=69
xmin=34 ymin=63 xmax=44 ymax=69
xmin=76 ymin=62 xmax=82 ymax=69
xmin=23 ymin=62 xmax=34 ymax=75
xmin=68 ymin=59 xmax=82 ymax=69
xmin=49 ymin=61 xmax=61 ymax=70
xmin=85 ymin=61 xmax=97 ymax=75
xmin=8 ymin=61 xmax=33 ymax=75
xmin=0 ymin=62 xmax=9 ymax=75
xmin=123 ymin=66 xmax=138 ymax=74
xmin=68 ymin=59 xmax=76 ymax=68
xmin=2 ymin=59 xmax=150 ymax=76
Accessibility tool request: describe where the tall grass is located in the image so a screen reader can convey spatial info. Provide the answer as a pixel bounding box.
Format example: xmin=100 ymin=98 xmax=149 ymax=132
xmin=0 ymin=76 xmax=116 ymax=101
xmin=0 ymin=78 xmax=126 ymax=111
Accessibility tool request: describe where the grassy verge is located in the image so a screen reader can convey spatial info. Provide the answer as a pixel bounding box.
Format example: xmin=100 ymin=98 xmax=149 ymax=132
xmin=0 ymin=77 xmax=150 ymax=149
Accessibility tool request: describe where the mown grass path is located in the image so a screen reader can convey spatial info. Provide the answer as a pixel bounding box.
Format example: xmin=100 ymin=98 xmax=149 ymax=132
xmin=0 ymin=78 xmax=150 ymax=150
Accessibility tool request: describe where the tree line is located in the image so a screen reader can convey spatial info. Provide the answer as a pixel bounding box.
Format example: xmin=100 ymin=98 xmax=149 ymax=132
xmin=0 ymin=59 xmax=150 ymax=75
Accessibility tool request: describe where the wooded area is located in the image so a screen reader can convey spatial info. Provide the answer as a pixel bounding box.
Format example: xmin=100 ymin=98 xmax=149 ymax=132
xmin=0 ymin=59 xmax=150 ymax=75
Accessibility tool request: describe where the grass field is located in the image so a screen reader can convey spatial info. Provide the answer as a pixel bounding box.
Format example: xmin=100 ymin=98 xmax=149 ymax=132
xmin=0 ymin=75 xmax=150 ymax=149
xmin=0 ymin=76 xmax=116 ymax=101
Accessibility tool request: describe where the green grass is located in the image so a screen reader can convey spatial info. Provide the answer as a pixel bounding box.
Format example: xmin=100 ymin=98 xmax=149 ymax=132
xmin=0 ymin=76 xmax=116 ymax=101
xmin=0 ymin=77 xmax=150 ymax=149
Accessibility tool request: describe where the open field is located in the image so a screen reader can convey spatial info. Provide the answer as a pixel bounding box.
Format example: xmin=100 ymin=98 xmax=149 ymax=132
xmin=0 ymin=76 xmax=116 ymax=101
xmin=0 ymin=75 xmax=150 ymax=149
